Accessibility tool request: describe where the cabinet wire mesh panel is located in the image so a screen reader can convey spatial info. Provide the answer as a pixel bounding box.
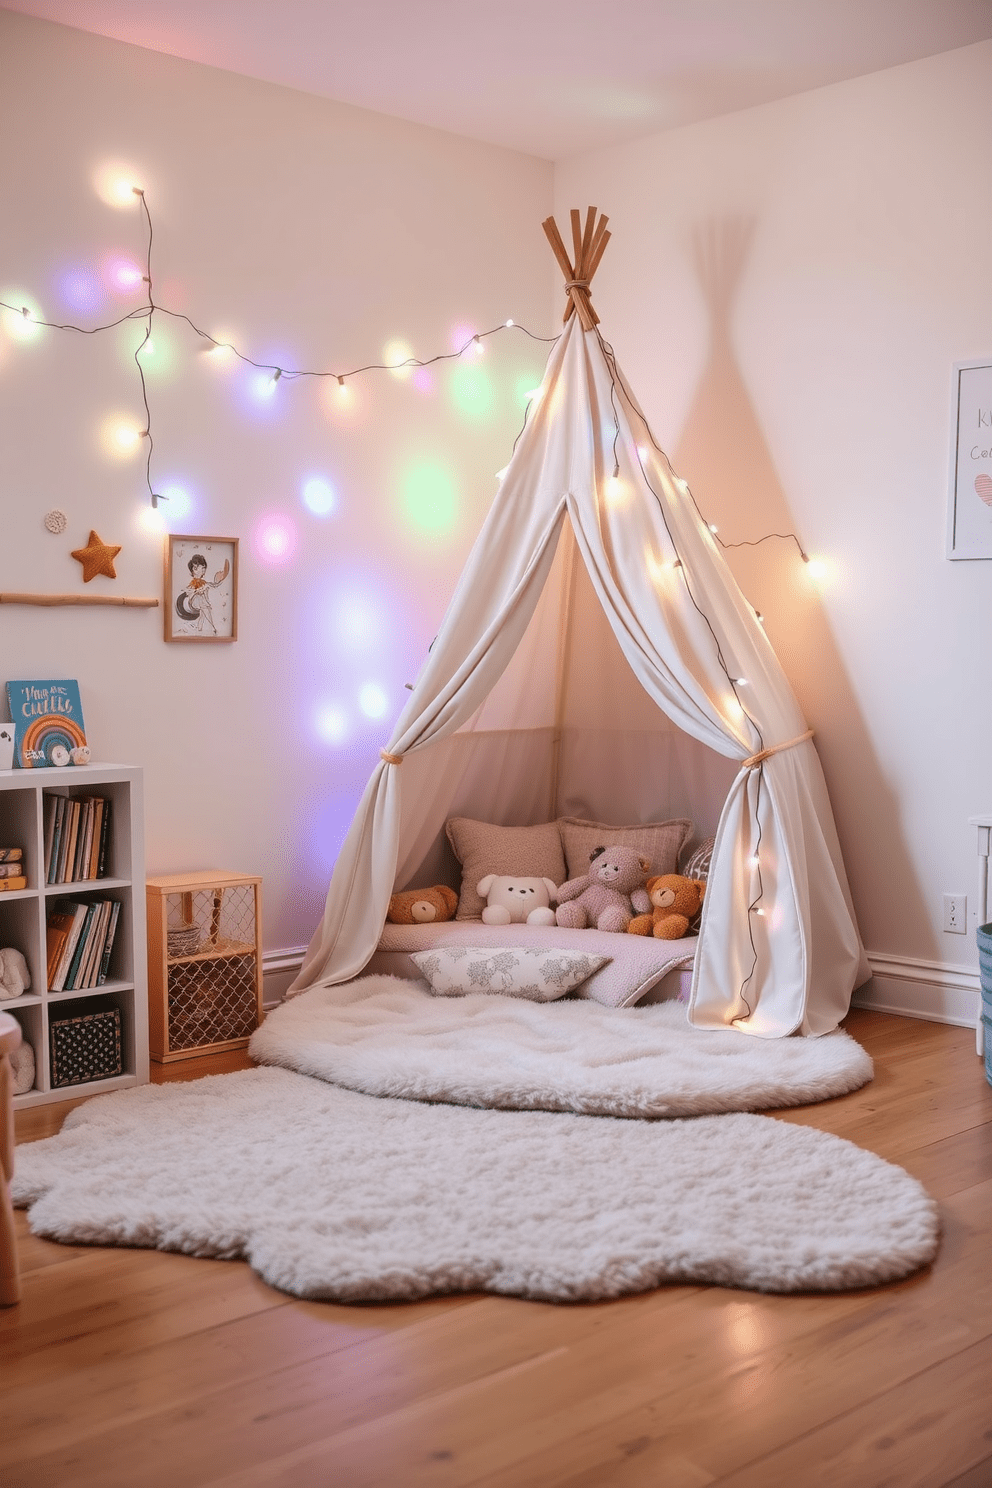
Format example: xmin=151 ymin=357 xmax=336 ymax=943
xmin=147 ymin=872 xmax=262 ymax=1062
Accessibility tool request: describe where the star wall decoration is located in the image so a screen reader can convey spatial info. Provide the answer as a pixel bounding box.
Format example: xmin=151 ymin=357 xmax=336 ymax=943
xmin=71 ymin=530 xmax=122 ymax=582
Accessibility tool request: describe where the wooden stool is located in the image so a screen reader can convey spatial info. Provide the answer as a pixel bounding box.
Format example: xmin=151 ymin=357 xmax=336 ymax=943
xmin=0 ymin=1009 xmax=22 ymax=1306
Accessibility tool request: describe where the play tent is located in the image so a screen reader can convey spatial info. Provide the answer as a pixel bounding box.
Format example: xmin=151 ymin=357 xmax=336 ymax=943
xmin=290 ymin=209 xmax=868 ymax=1037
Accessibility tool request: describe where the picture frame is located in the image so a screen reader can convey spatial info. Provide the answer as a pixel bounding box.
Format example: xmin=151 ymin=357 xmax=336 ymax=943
xmin=946 ymin=358 xmax=992 ymax=560
xmin=164 ymin=535 xmax=239 ymax=642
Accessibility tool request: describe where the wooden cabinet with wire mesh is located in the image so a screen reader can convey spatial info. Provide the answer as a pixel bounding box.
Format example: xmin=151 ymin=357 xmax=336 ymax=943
xmin=146 ymin=871 xmax=262 ymax=1062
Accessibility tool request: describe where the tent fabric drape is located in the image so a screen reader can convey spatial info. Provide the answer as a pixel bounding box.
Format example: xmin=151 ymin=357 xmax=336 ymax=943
xmin=290 ymin=318 xmax=868 ymax=1037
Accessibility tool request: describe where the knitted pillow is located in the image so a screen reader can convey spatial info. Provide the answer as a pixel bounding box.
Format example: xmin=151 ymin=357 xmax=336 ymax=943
xmin=445 ymin=818 xmax=567 ymax=921
xmin=557 ymin=817 xmax=693 ymax=883
xmin=681 ymin=836 xmax=716 ymax=882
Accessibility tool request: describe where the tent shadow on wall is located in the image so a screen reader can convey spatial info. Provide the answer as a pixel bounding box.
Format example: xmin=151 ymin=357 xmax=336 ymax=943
xmin=673 ymin=218 xmax=931 ymax=963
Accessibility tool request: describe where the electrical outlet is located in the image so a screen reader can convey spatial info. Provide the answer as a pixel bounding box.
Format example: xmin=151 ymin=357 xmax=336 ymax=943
xmin=943 ymin=893 xmax=967 ymax=934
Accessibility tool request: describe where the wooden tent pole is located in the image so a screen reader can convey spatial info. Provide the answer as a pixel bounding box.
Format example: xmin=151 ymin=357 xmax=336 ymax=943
xmin=542 ymin=208 xmax=611 ymax=332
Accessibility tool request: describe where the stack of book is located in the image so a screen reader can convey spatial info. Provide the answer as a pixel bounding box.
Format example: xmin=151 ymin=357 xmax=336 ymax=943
xmin=0 ymin=846 xmax=26 ymax=893
xmin=43 ymin=794 xmax=112 ymax=885
xmin=46 ymin=898 xmax=122 ymax=992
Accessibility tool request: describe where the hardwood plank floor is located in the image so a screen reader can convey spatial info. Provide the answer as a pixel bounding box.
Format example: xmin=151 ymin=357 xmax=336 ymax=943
xmin=4 ymin=1009 xmax=992 ymax=1488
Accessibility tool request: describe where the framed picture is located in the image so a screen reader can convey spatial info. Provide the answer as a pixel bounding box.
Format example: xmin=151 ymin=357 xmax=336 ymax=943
xmin=947 ymin=359 xmax=992 ymax=560
xmin=164 ymin=536 xmax=238 ymax=642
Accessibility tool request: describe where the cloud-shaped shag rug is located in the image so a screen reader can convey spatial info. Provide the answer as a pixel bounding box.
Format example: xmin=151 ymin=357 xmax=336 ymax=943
xmin=249 ymin=976 xmax=874 ymax=1118
xmin=13 ymin=1067 xmax=938 ymax=1300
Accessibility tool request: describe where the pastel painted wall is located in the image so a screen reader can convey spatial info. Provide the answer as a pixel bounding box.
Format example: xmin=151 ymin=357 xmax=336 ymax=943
xmin=556 ymin=41 xmax=992 ymax=978
xmin=0 ymin=12 xmax=553 ymax=953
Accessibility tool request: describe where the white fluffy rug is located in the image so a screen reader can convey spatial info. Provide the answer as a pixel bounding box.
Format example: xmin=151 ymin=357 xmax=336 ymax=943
xmin=13 ymin=1067 xmax=938 ymax=1299
xmin=249 ymin=976 xmax=874 ymax=1117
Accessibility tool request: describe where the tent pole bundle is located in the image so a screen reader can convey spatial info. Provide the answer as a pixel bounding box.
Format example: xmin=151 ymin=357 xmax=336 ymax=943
xmin=542 ymin=207 xmax=611 ymax=331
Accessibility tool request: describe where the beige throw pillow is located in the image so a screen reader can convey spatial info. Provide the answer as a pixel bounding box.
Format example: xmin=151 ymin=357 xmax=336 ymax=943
xmin=557 ymin=816 xmax=693 ymax=883
xmin=445 ymin=818 xmax=567 ymax=920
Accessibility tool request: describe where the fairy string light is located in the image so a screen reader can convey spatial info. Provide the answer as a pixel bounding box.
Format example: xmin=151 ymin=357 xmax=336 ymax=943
xmin=0 ymin=188 xmax=557 ymax=508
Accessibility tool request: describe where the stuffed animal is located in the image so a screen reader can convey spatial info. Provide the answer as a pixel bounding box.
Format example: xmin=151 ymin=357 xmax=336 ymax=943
xmin=627 ymin=874 xmax=705 ymax=939
xmin=554 ymin=845 xmax=651 ymax=933
xmin=386 ymin=885 xmax=458 ymax=925
xmin=0 ymin=946 xmax=31 ymax=1000
xmin=477 ymin=874 xmax=558 ymax=926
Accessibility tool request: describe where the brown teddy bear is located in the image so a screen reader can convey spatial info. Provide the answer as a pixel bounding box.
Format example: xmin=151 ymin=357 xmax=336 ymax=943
xmin=386 ymin=885 xmax=458 ymax=925
xmin=627 ymin=874 xmax=705 ymax=939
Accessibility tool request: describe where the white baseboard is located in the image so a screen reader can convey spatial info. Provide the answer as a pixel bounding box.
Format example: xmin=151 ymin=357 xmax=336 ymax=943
xmin=261 ymin=944 xmax=984 ymax=1033
xmin=857 ymin=952 xmax=981 ymax=1030
xmin=262 ymin=946 xmax=307 ymax=1010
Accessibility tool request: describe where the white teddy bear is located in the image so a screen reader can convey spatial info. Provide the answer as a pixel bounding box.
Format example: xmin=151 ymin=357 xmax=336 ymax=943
xmin=0 ymin=946 xmax=31 ymax=1000
xmin=476 ymin=874 xmax=558 ymax=926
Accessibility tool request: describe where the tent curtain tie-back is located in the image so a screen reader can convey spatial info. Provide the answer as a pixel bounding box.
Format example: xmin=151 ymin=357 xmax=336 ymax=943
xmin=742 ymin=730 xmax=814 ymax=770
xmin=380 ymin=750 xmax=404 ymax=765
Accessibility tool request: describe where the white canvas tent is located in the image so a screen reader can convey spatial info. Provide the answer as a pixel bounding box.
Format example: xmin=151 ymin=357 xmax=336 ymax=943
xmin=290 ymin=210 xmax=869 ymax=1037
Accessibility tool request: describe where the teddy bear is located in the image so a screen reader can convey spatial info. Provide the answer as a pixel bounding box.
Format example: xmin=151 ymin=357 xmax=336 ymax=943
xmin=554 ymin=845 xmax=652 ymax=933
xmin=627 ymin=874 xmax=705 ymax=939
xmin=386 ymin=885 xmax=458 ymax=925
xmin=476 ymin=874 xmax=558 ymax=926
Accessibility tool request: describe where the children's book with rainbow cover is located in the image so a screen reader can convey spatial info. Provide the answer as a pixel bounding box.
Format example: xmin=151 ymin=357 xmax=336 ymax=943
xmin=5 ymin=680 xmax=87 ymax=768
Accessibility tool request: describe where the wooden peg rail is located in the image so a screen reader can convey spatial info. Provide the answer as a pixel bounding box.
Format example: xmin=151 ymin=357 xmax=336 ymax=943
xmin=0 ymin=593 xmax=159 ymax=608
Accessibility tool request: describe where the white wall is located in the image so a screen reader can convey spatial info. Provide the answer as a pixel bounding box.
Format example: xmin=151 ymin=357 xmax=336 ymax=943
xmin=0 ymin=12 xmax=553 ymax=954
xmin=557 ymin=42 xmax=992 ymax=992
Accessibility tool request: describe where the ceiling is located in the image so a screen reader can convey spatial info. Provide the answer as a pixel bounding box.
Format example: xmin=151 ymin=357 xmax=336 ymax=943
xmin=6 ymin=0 xmax=992 ymax=159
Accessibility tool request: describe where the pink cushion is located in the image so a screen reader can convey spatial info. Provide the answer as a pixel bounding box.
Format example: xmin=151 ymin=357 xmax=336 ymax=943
xmin=445 ymin=818 xmax=567 ymax=921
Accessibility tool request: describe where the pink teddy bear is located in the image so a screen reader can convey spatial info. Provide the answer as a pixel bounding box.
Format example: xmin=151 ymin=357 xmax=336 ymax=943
xmin=554 ymin=844 xmax=652 ymax=933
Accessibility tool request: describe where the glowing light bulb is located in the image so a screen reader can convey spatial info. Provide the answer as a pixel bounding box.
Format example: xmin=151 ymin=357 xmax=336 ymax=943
xmin=139 ymin=506 xmax=165 ymax=534
xmin=473 ymin=335 xmax=484 ymax=356
xmin=755 ymin=611 xmax=765 ymax=625
xmin=105 ymin=419 xmax=142 ymax=455
xmin=4 ymin=296 xmax=43 ymax=342
xmin=316 ymin=704 xmax=349 ymax=746
xmin=94 ymin=163 xmax=146 ymax=208
xmin=709 ymin=523 xmax=719 ymax=534
xmin=755 ymin=907 xmax=767 ymax=917
xmin=805 ymin=556 xmax=827 ymax=581
xmin=749 ymin=855 xmax=760 ymax=869
xmin=606 ymin=474 xmax=622 ymax=502
xmin=504 ymin=318 xmax=514 ymax=328
xmin=637 ymin=446 xmax=649 ymax=462
xmin=524 ymin=387 xmax=542 ymax=403
xmin=384 ymin=340 xmax=413 ymax=379
xmin=302 ymin=477 xmax=335 ymax=517
xmin=734 ymin=678 xmax=748 ymax=686
xmin=255 ymin=513 xmax=297 ymax=563
xmin=358 ymin=683 xmax=388 ymax=719
xmin=495 ymin=466 xmax=509 ymax=482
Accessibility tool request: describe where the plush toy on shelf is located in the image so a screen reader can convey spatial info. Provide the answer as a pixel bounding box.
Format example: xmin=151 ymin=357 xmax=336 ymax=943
xmin=627 ymin=874 xmax=706 ymax=939
xmin=386 ymin=885 xmax=458 ymax=925
xmin=0 ymin=946 xmax=30 ymax=1000
xmin=477 ymin=874 xmax=558 ymax=926
xmin=554 ymin=845 xmax=651 ymax=933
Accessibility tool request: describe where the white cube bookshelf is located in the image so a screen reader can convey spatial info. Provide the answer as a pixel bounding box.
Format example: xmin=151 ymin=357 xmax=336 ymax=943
xmin=0 ymin=763 xmax=148 ymax=1108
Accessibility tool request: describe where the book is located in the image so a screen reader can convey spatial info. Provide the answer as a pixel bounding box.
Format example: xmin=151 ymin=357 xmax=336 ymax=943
xmin=50 ymin=902 xmax=89 ymax=990
xmin=0 ymin=862 xmax=24 ymax=879
xmin=79 ymin=900 xmax=111 ymax=988
xmin=64 ymin=903 xmax=97 ymax=990
xmin=47 ymin=796 xmax=66 ymax=883
xmin=98 ymin=901 xmax=121 ymax=984
xmin=96 ymin=796 xmax=112 ymax=878
xmin=87 ymin=798 xmax=105 ymax=880
xmin=60 ymin=800 xmax=80 ymax=883
xmin=46 ymin=904 xmax=78 ymax=985
xmin=0 ymin=847 xmax=23 ymax=862
xmin=0 ymin=876 xmax=27 ymax=893
xmin=5 ymin=680 xmax=87 ymax=769
xmin=43 ymin=793 xmax=58 ymax=877
xmin=74 ymin=799 xmax=94 ymax=882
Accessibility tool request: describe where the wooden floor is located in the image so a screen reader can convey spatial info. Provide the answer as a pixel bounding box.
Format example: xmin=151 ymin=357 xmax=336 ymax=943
xmin=4 ymin=1009 xmax=992 ymax=1488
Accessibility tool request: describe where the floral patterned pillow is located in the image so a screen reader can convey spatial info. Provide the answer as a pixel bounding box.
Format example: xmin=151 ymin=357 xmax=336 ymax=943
xmin=410 ymin=946 xmax=610 ymax=1003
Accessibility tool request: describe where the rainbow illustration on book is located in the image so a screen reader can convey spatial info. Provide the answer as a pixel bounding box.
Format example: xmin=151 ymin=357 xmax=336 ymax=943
xmin=5 ymin=680 xmax=87 ymax=769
